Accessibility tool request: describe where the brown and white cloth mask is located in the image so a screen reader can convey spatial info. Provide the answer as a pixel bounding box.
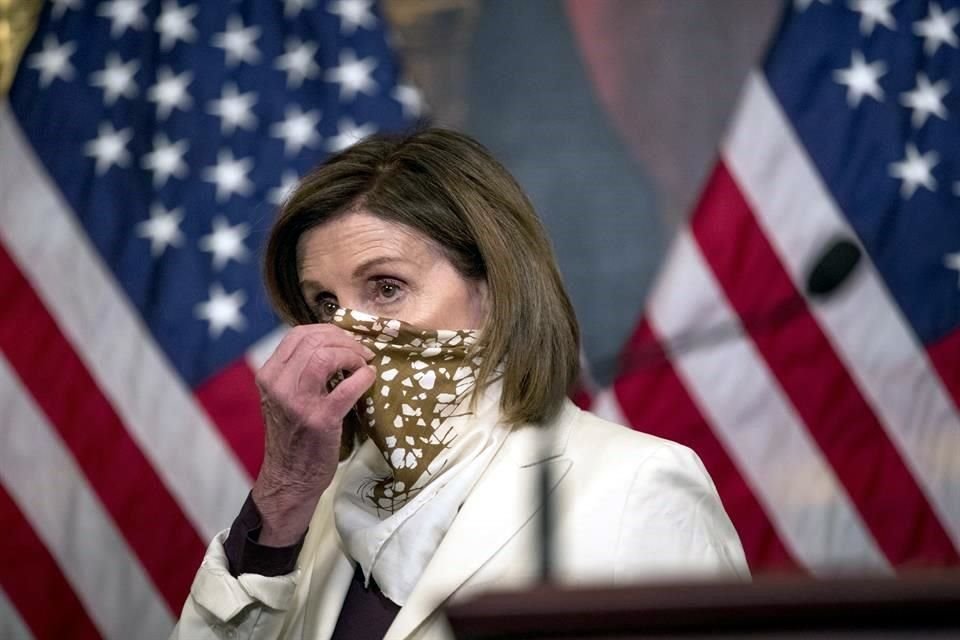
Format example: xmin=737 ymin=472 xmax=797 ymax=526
xmin=330 ymin=308 xmax=512 ymax=604
xmin=331 ymin=306 xmax=483 ymax=511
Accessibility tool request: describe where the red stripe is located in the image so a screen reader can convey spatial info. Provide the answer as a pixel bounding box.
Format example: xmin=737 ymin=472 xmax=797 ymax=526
xmin=0 ymin=244 xmax=206 ymax=612
xmin=928 ymin=328 xmax=960 ymax=417
xmin=614 ymin=319 xmax=799 ymax=573
xmin=569 ymin=369 xmax=595 ymax=410
xmin=0 ymin=483 xmax=102 ymax=639
xmin=691 ymin=163 xmax=960 ymax=565
xmin=570 ymin=385 xmax=593 ymax=411
xmin=196 ymin=359 xmax=264 ymax=478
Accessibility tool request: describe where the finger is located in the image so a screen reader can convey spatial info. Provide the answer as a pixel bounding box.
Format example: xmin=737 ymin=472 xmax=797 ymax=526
xmin=267 ymin=333 xmax=370 ymax=400
xmin=263 ymin=346 xmax=368 ymax=426
xmin=268 ymin=325 xmax=314 ymax=364
xmin=274 ymin=324 xmax=374 ymax=365
xmin=295 ymin=347 xmax=371 ymax=395
xmin=260 ymin=325 xmax=373 ymax=387
xmin=323 ymin=365 xmax=377 ymax=418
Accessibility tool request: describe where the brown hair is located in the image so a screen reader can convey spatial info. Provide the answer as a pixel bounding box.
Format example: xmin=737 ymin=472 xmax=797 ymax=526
xmin=264 ymin=128 xmax=580 ymax=448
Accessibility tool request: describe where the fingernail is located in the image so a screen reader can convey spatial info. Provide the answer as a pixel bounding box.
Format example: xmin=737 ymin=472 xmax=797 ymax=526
xmin=363 ymin=347 xmax=375 ymax=359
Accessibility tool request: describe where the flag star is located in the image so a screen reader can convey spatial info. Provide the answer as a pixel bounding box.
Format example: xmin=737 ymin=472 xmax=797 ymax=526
xmin=283 ymin=0 xmax=316 ymax=18
xmin=327 ymin=117 xmax=376 ymax=152
xmin=26 ymin=35 xmax=75 ymax=87
xmin=136 ymin=204 xmax=185 ymax=256
xmin=833 ymin=50 xmax=886 ymax=107
xmin=393 ymin=83 xmax=425 ymax=118
xmin=325 ymin=50 xmax=378 ymax=101
xmin=271 ymin=105 xmax=322 ymax=156
xmin=142 ymin=133 xmax=189 ymax=187
xmin=913 ymin=2 xmax=959 ymax=56
xmin=202 ymin=149 xmax=254 ymax=202
xmin=329 ymin=0 xmax=377 ymax=34
xmin=199 ymin=216 xmax=251 ymax=270
xmin=212 ymin=15 xmax=262 ymax=67
xmin=946 ymin=253 xmax=960 ymax=287
xmin=156 ymin=0 xmax=198 ymax=51
xmin=276 ymin=38 xmax=320 ymax=89
xmin=89 ymin=53 xmax=139 ymax=105
xmin=147 ymin=67 xmax=193 ymax=119
xmin=268 ymin=171 xmax=299 ymax=206
xmin=889 ymin=142 xmax=938 ymax=198
xmin=96 ymin=0 xmax=148 ymax=37
xmin=50 ymin=0 xmax=81 ymax=19
xmin=84 ymin=122 xmax=132 ymax=175
xmin=900 ymin=73 xmax=949 ymax=128
xmin=195 ymin=283 xmax=247 ymax=338
xmin=849 ymin=0 xmax=897 ymax=35
xmin=795 ymin=0 xmax=831 ymax=10
xmin=207 ymin=83 xmax=258 ymax=134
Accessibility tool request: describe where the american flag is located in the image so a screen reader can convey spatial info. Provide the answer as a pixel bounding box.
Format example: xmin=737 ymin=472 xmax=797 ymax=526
xmin=0 ymin=0 xmax=417 ymax=636
xmin=594 ymin=0 xmax=960 ymax=573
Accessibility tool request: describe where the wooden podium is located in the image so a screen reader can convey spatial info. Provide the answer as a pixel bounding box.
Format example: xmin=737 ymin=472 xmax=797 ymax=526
xmin=445 ymin=573 xmax=960 ymax=638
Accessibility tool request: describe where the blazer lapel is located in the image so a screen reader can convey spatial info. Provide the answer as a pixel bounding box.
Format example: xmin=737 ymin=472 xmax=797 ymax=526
xmin=289 ymin=471 xmax=355 ymax=640
xmin=384 ymin=402 xmax=579 ymax=640
xmin=309 ymin=548 xmax=353 ymax=640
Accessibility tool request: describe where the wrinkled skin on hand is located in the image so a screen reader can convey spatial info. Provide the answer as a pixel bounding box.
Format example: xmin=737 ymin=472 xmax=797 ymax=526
xmin=251 ymin=324 xmax=376 ymax=546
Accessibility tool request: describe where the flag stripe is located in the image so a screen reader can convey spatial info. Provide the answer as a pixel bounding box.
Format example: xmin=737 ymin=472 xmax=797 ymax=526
xmin=692 ymin=162 xmax=960 ymax=564
xmin=4 ymin=1 xmax=419 ymax=628
xmin=0 ymin=103 xmax=251 ymax=539
xmin=725 ymin=74 xmax=960 ymax=549
xmin=0 ymin=356 xmax=174 ymax=639
xmin=599 ymin=323 xmax=799 ymax=572
xmin=196 ymin=359 xmax=266 ymax=478
xmin=0 ymin=588 xmax=34 ymax=640
xmin=0 ymin=242 xmax=207 ymax=608
xmin=0 ymin=486 xmax=99 ymax=640
xmin=646 ymin=229 xmax=891 ymax=573
xmin=928 ymin=331 xmax=960 ymax=418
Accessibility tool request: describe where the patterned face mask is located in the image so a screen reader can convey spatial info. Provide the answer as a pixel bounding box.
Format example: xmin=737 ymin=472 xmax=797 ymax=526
xmin=330 ymin=307 xmax=484 ymax=512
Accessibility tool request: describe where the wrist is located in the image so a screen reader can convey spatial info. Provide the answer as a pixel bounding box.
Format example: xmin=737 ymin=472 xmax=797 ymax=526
xmin=252 ymin=497 xmax=315 ymax=547
xmin=250 ymin=480 xmax=324 ymax=547
xmin=256 ymin=516 xmax=310 ymax=547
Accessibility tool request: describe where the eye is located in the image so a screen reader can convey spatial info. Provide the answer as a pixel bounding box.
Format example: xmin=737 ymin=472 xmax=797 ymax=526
xmin=314 ymin=297 xmax=339 ymax=322
xmin=371 ymin=278 xmax=404 ymax=304
xmin=377 ymin=280 xmax=400 ymax=300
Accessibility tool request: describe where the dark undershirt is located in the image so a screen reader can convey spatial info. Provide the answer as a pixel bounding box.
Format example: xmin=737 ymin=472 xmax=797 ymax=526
xmin=223 ymin=493 xmax=304 ymax=577
xmin=330 ymin=566 xmax=402 ymax=640
xmin=223 ymin=493 xmax=400 ymax=638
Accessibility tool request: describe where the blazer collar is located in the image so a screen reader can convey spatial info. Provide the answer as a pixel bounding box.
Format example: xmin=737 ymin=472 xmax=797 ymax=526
xmin=384 ymin=400 xmax=581 ymax=640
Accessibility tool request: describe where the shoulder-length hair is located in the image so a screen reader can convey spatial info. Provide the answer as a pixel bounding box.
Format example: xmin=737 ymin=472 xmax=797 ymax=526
xmin=264 ymin=128 xmax=580 ymax=451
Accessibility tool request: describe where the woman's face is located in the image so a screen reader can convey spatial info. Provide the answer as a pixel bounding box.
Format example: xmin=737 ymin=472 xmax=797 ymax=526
xmin=298 ymin=210 xmax=488 ymax=330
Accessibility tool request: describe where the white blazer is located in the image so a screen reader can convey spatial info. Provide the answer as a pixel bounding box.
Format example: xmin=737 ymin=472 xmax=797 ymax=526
xmin=172 ymin=401 xmax=749 ymax=639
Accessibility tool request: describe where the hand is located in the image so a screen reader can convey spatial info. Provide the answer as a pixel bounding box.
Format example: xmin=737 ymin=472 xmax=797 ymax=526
xmin=251 ymin=324 xmax=376 ymax=546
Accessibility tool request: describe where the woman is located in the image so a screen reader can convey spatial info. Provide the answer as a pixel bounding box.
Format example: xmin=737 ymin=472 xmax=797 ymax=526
xmin=173 ymin=129 xmax=748 ymax=639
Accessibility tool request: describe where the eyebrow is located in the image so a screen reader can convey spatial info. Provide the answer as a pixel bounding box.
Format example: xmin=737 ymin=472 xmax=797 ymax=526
xmin=351 ymin=255 xmax=407 ymax=280
xmin=299 ymin=255 xmax=410 ymax=291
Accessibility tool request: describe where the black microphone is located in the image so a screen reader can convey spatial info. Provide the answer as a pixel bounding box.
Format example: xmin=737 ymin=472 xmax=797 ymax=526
xmin=537 ymin=236 xmax=862 ymax=584
xmin=806 ymin=237 xmax=862 ymax=299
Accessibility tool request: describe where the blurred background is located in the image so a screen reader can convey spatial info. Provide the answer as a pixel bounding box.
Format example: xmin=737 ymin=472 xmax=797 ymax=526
xmin=381 ymin=0 xmax=779 ymax=384
xmin=2 ymin=0 xmax=959 ymax=638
